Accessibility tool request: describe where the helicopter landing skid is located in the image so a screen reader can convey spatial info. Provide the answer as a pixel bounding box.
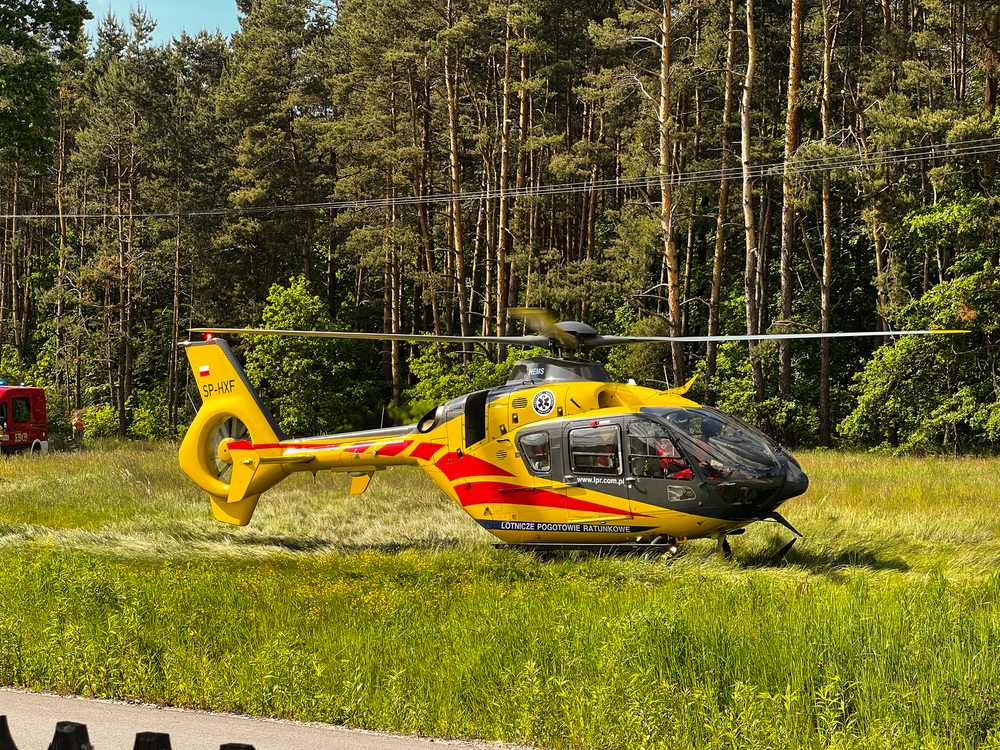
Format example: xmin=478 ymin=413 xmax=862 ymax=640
xmin=493 ymin=543 xmax=677 ymax=557
xmin=701 ymin=534 xmax=734 ymax=561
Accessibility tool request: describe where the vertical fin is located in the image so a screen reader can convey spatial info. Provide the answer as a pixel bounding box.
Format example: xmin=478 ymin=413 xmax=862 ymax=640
xmin=349 ymin=471 xmax=374 ymax=495
xmin=178 ymin=338 xmax=284 ymax=526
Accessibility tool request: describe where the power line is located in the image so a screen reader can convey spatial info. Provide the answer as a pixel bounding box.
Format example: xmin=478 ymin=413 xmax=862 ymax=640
xmin=7 ymin=136 xmax=1000 ymax=221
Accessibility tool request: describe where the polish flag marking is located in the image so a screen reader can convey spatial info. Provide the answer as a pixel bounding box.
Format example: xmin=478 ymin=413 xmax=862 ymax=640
xmin=199 ymin=365 xmax=210 ymax=377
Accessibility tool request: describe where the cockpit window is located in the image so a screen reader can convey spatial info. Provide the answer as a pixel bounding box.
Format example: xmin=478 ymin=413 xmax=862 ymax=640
xmin=569 ymin=425 xmax=622 ymax=475
xmin=518 ymin=431 xmax=551 ymax=474
xmin=627 ymin=420 xmax=693 ymax=480
xmin=640 ymin=406 xmax=781 ymax=480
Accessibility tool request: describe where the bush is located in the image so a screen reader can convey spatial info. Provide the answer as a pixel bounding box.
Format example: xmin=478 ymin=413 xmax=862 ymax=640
xmin=128 ymin=389 xmax=173 ymax=441
xmin=402 ymin=344 xmax=535 ymax=406
xmin=43 ymin=388 xmax=72 ymax=449
xmin=83 ymin=404 xmax=118 ymax=440
xmin=709 ymin=341 xmax=820 ymax=446
xmin=838 ymin=264 xmax=999 ymax=453
xmin=244 ymin=277 xmax=384 ymax=436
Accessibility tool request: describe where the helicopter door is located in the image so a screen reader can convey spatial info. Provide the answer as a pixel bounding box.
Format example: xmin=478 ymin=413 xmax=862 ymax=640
xmin=563 ymin=420 xmax=633 ymax=523
xmin=624 ymin=418 xmax=697 ymax=508
xmin=505 ymin=428 xmax=567 ymax=524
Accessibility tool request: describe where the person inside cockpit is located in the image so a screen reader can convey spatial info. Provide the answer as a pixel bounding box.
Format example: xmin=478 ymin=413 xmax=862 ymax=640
xmin=654 ymin=437 xmax=693 ymax=479
xmin=692 ymin=417 xmax=725 ymax=478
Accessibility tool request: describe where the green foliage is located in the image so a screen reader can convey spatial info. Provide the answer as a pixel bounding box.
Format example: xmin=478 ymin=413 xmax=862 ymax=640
xmin=839 ymin=265 xmax=1000 ymax=453
xmin=402 ymin=344 xmax=541 ymax=406
xmin=602 ymin=304 xmax=643 ymax=383
xmin=709 ymin=342 xmax=820 ymax=446
xmin=84 ymin=405 xmax=120 ymax=440
xmin=127 ymin=389 xmax=174 ymax=441
xmin=617 ymin=313 xmax=673 ymax=387
xmin=0 ymin=346 xmax=27 ymax=386
xmin=2 ymin=0 xmax=1000 ymax=458
xmin=0 ymin=0 xmax=91 ymax=162
xmin=43 ymin=387 xmax=71 ymax=448
xmin=244 ymin=277 xmax=383 ymax=436
xmin=906 ymin=191 xmax=991 ymax=240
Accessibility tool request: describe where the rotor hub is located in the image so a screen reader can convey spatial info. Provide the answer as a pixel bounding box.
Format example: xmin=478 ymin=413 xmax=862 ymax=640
xmin=217 ymin=437 xmax=235 ymax=464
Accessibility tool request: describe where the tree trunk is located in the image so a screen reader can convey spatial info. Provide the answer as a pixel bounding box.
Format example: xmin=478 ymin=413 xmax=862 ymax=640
xmin=656 ymin=0 xmax=683 ymax=386
xmin=976 ymin=2 xmax=999 ymax=116
xmin=741 ymin=0 xmax=765 ymax=402
xmin=507 ymin=38 xmax=531 ymax=335
xmin=120 ymin=127 xmax=137 ymax=438
xmin=385 ymin=74 xmax=402 ymax=405
xmin=779 ymin=0 xmax=805 ymax=442
xmin=706 ymin=0 xmax=737 ymax=406
xmin=497 ymin=15 xmax=514 ymax=352
xmin=169 ymin=210 xmax=182 ymax=437
xmin=288 ymin=117 xmax=313 ymax=283
xmin=117 ymin=151 xmax=128 ymax=435
xmin=55 ymin=92 xmax=70 ymax=394
xmin=418 ymin=59 xmax=441 ymax=334
xmin=10 ymin=162 xmax=24 ymax=366
xmin=819 ymin=0 xmax=841 ymax=447
xmin=444 ymin=2 xmax=471 ymax=362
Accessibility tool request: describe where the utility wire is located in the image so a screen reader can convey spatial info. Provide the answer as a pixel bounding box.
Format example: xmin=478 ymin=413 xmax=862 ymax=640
xmin=7 ymin=136 xmax=1000 ymax=221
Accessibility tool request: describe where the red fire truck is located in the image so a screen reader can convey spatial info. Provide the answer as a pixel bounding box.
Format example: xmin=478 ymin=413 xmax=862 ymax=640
xmin=0 ymin=384 xmax=48 ymax=455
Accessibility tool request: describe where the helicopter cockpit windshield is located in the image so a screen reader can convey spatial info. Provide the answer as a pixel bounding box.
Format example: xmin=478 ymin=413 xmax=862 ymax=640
xmin=640 ymin=406 xmax=782 ymax=481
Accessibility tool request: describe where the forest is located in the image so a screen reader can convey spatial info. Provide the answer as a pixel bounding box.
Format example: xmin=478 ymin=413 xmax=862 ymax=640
xmin=0 ymin=0 xmax=998 ymax=452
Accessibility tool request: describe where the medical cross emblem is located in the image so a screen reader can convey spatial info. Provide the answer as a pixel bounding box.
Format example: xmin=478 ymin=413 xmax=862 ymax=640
xmin=532 ymin=390 xmax=555 ymax=416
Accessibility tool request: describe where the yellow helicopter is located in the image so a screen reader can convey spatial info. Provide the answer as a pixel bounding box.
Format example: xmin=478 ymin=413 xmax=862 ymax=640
xmin=178 ymin=313 xmax=963 ymax=556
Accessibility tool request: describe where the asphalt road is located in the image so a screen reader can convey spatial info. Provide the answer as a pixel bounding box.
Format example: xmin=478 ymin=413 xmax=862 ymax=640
xmin=1 ymin=689 xmax=519 ymax=750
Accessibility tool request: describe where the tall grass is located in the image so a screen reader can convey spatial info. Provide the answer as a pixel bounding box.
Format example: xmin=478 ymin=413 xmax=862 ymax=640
xmin=2 ymin=444 xmax=1000 ymax=749
xmin=0 ymin=441 xmax=482 ymax=556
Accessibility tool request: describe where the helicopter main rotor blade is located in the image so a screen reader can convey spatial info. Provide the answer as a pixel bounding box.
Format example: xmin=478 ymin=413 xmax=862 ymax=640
xmin=189 ymin=327 xmax=551 ymax=348
xmin=190 ymin=326 xmax=966 ymax=352
xmin=583 ymin=329 xmax=968 ymax=348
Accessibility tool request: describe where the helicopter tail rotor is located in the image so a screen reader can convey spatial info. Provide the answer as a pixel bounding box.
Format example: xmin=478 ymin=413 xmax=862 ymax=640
xmin=178 ymin=338 xmax=286 ymax=525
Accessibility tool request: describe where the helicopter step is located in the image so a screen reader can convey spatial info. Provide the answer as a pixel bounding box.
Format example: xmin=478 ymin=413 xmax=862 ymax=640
xmin=701 ymin=529 xmax=743 ymax=560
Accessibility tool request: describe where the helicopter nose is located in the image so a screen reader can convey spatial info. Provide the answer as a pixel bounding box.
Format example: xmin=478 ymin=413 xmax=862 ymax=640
xmin=730 ymin=454 xmax=808 ymax=521
xmin=777 ymin=452 xmax=809 ymax=502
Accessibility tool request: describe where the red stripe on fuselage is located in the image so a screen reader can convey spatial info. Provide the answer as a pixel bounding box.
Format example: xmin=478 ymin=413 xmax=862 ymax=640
xmin=435 ymin=453 xmax=515 ymax=482
xmin=454 ymin=481 xmax=651 ymax=518
xmin=239 ymin=438 xmax=411 ymax=453
xmin=369 ymin=439 xmax=412 ymax=457
xmin=242 ymin=441 xmax=345 ymax=451
xmin=410 ymin=441 xmax=445 ymax=461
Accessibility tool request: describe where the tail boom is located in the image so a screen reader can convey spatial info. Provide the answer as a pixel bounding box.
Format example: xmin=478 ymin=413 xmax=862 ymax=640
xmin=179 ymin=338 xmax=429 ymax=525
xmin=221 ymin=433 xmax=424 ymax=507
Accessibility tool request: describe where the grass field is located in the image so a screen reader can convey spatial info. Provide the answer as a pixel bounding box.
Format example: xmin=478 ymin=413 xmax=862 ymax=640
xmin=2 ymin=444 xmax=1000 ymax=749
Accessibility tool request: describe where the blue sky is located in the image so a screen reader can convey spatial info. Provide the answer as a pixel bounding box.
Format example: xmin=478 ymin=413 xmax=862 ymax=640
xmin=83 ymin=0 xmax=242 ymax=45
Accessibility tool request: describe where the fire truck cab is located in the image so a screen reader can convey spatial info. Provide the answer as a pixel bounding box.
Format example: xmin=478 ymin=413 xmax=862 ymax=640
xmin=0 ymin=384 xmax=48 ymax=455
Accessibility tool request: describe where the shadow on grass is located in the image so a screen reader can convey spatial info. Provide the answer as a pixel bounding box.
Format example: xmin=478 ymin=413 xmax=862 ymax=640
xmin=740 ymin=540 xmax=911 ymax=574
xmin=229 ymin=533 xmax=468 ymax=554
